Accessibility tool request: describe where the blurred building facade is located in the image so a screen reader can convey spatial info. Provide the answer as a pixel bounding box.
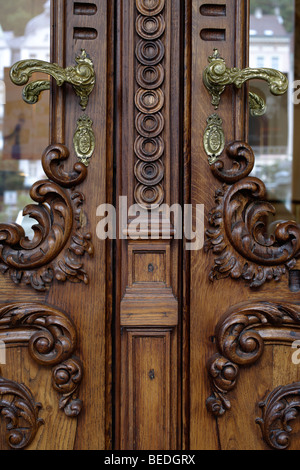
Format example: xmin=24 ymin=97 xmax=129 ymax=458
xmin=0 ymin=1 xmax=50 ymax=191
xmin=248 ymin=7 xmax=295 ymax=221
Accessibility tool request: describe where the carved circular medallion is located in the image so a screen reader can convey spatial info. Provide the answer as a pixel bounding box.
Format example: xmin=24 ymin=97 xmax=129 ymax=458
xmin=134 ymin=183 xmax=164 ymax=209
xmin=134 ymin=136 xmax=164 ymax=162
xmin=136 ymin=0 xmax=165 ymax=16
xmin=135 ymin=88 xmax=164 ymax=114
xmin=136 ymin=64 xmax=165 ymax=89
xmin=136 ymin=14 xmax=165 ymax=40
xmin=136 ymin=39 xmax=165 ymax=66
xmin=134 ymin=0 xmax=166 ymax=208
xmin=134 ymin=160 xmax=164 ymax=186
xmin=136 ymin=112 xmax=164 ymax=137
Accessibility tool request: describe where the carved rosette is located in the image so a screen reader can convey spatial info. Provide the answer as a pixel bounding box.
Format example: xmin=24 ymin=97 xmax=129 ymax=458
xmin=206 ymin=301 xmax=300 ymax=418
xmin=0 ymin=144 xmax=94 ymax=291
xmin=134 ymin=0 xmax=166 ymax=208
xmin=204 ymin=142 xmax=300 ymax=287
xmin=0 ymin=302 xmax=84 ymax=422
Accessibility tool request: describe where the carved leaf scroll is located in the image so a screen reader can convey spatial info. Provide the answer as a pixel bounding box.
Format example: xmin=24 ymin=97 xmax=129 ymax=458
xmin=0 ymin=144 xmax=93 ymax=291
xmin=256 ymin=382 xmax=300 ymax=450
xmin=205 ymin=142 xmax=300 ymax=287
xmin=0 ymin=376 xmax=44 ymax=450
xmin=0 ymin=302 xmax=84 ymax=418
xmin=206 ymin=301 xmax=300 ymax=418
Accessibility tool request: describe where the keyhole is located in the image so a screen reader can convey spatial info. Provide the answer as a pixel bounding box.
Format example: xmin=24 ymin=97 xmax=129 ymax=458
xmin=149 ymin=369 xmax=155 ymax=380
xmin=148 ymin=263 xmax=154 ymax=273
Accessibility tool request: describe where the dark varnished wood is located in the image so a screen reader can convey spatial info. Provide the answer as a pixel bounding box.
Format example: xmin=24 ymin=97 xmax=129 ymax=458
xmin=115 ymin=0 xmax=182 ymax=449
xmin=134 ymin=1 xmax=166 ymax=208
xmin=114 ymin=0 xmax=182 ymax=451
xmin=1 ymin=0 xmax=299 ymax=451
xmin=48 ymin=0 xmax=114 ymax=450
xmin=189 ymin=0 xmax=250 ymax=450
xmin=0 ymin=0 xmax=114 ymax=450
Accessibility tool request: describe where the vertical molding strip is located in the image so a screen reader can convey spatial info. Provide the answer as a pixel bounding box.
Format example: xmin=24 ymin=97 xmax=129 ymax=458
xmin=116 ymin=0 xmax=182 ymax=450
xmin=134 ymin=0 xmax=166 ymax=208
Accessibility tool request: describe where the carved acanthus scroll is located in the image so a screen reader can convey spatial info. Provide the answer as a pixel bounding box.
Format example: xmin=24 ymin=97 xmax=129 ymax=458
xmin=206 ymin=301 xmax=300 ymax=418
xmin=0 ymin=144 xmax=93 ymax=291
xmin=0 ymin=302 xmax=83 ymax=419
xmin=0 ymin=376 xmax=44 ymax=450
xmin=256 ymin=382 xmax=300 ymax=450
xmin=0 ymin=301 xmax=83 ymax=449
xmin=205 ymin=142 xmax=300 ymax=287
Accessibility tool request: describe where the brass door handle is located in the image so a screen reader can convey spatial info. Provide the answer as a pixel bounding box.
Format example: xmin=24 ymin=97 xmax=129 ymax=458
xmin=10 ymin=49 xmax=95 ymax=111
xmin=203 ymin=49 xmax=288 ymax=116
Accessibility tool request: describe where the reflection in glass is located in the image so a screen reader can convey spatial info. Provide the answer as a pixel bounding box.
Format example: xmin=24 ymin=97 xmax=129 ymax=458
xmin=249 ymin=1 xmax=300 ymax=224
xmin=0 ymin=1 xmax=50 ymax=237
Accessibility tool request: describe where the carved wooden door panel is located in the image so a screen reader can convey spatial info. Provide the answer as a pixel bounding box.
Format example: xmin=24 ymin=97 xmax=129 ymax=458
xmin=1 ymin=0 xmax=300 ymax=452
xmin=189 ymin=0 xmax=300 ymax=451
xmin=114 ymin=0 xmax=300 ymax=451
xmin=0 ymin=0 xmax=113 ymax=450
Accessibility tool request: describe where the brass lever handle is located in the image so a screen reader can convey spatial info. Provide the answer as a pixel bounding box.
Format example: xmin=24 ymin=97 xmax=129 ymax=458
xmin=10 ymin=49 xmax=95 ymax=111
xmin=203 ymin=49 xmax=288 ymax=115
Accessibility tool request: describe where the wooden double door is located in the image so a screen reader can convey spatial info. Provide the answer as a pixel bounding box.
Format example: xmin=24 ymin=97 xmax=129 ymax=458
xmin=0 ymin=0 xmax=300 ymax=450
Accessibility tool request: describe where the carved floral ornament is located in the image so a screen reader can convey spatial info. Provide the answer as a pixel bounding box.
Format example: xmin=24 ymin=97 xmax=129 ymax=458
xmin=206 ymin=301 xmax=300 ymax=450
xmin=0 ymin=144 xmax=94 ymax=292
xmin=0 ymin=302 xmax=83 ymax=450
xmin=204 ymin=141 xmax=300 ymax=288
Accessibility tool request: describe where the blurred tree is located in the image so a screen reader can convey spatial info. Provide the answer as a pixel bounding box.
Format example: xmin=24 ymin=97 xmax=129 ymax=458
xmin=0 ymin=1 xmax=45 ymax=36
xmin=250 ymin=0 xmax=295 ymax=32
xmin=0 ymin=171 xmax=24 ymax=193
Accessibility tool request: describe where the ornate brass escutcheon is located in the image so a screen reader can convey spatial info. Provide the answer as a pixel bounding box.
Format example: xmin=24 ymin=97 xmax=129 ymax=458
xmin=73 ymin=115 xmax=95 ymax=167
xmin=10 ymin=49 xmax=95 ymax=110
xmin=203 ymin=113 xmax=225 ymax=165
xmin=203 ymin=49 xmax=288 ymax=115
